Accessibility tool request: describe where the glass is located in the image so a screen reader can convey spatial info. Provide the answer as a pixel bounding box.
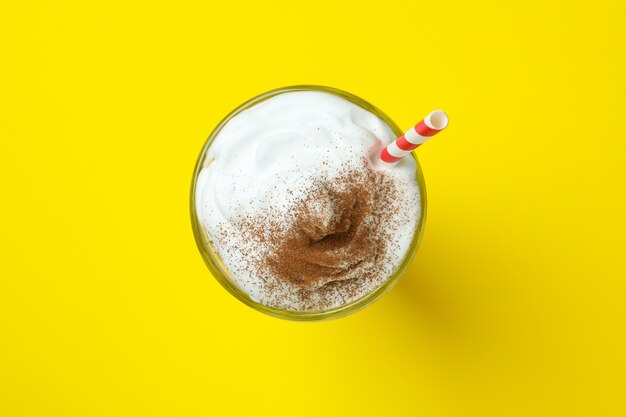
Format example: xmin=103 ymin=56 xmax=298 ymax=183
xmin=190 ymin=85 xmax=427 ymax=321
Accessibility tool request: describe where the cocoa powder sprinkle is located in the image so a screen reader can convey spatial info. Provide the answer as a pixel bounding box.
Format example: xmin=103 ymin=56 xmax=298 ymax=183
xmin=211 ymin=165 xmax=417 ymax=311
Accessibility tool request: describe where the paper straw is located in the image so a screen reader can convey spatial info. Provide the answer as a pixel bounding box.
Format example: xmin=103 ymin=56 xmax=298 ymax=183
xmin=380 ymin=110 xmax=448 ymax=163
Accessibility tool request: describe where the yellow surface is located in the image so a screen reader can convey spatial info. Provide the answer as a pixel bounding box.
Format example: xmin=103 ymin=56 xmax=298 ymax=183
xmin=1 ymin=0 xmax=625 ymax=415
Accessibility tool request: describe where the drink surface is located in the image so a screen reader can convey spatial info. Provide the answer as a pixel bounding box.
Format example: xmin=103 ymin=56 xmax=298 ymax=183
xmin=195 ymin=91 xmax=421 ymax=311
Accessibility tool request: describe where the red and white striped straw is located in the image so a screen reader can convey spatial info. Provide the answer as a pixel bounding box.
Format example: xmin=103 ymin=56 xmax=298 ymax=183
xmin=380 ymin=110 xmax=449 ymax=163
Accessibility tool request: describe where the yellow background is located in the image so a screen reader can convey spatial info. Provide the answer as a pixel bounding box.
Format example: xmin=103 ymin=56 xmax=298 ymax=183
xmin=1 ymin=0 xmax=625 ymax=415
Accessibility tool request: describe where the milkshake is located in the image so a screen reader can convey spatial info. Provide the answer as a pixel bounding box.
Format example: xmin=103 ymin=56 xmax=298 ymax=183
xmin=192 ymin=87 xmax=425 ymax=317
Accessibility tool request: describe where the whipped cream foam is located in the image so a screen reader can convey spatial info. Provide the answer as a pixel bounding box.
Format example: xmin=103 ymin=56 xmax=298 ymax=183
xmin=195 ymin=91 xmax=421 ymax=311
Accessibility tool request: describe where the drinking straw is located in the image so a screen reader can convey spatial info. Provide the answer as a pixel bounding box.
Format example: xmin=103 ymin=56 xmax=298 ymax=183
xmin=380 ymin=110 xmax=448 ymax=163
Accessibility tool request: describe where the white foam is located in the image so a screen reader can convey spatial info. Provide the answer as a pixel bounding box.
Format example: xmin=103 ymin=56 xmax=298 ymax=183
xmin=195 ymin=91 xmax=421 ymax=311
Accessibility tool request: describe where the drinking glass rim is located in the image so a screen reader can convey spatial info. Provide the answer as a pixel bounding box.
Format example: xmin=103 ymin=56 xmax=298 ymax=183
xmin=190 ymin=85 xmax=427 ymax=321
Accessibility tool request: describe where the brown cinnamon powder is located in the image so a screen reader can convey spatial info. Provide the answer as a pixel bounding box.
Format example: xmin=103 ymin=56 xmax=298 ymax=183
xmin=215 ymin=164 xmax=413 ymax=311
xmin=266 ymin=170 xmax=384 ymax=290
